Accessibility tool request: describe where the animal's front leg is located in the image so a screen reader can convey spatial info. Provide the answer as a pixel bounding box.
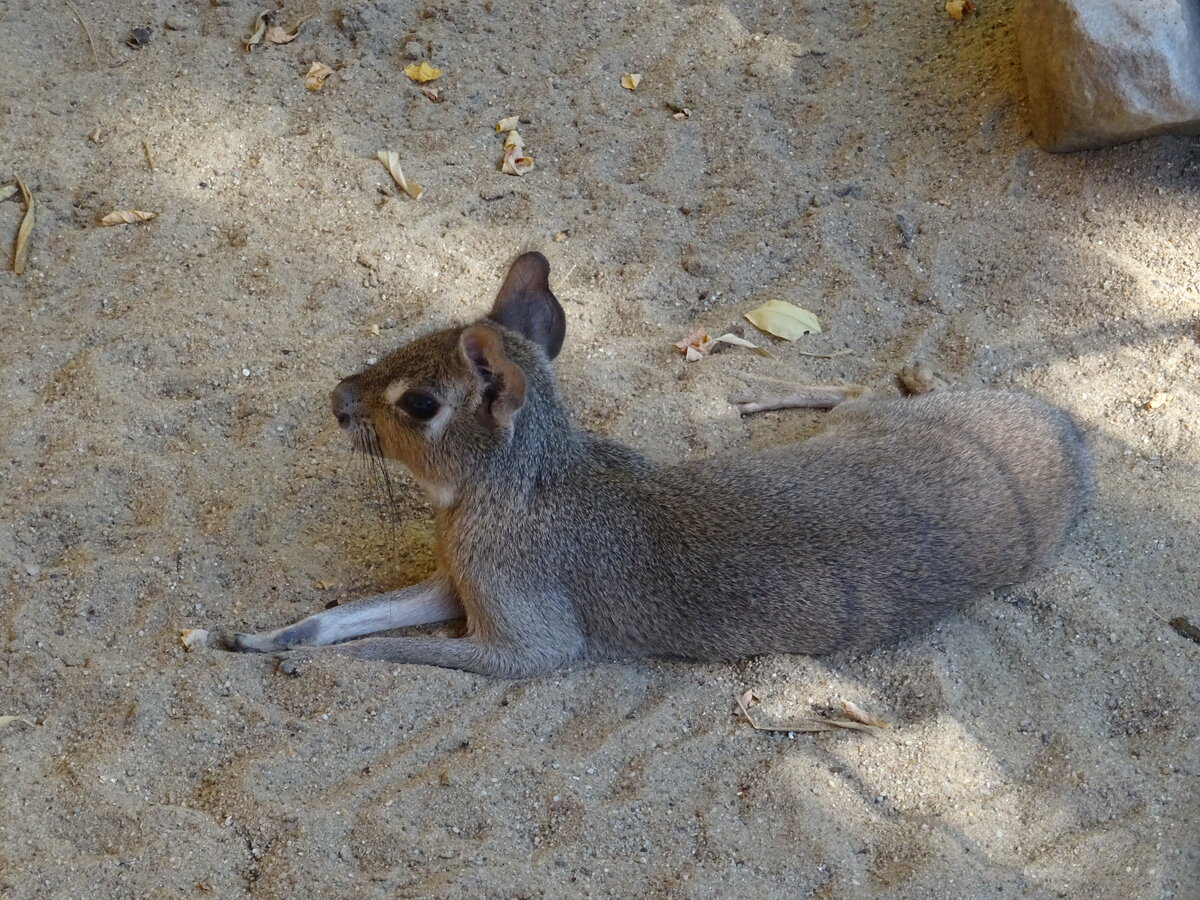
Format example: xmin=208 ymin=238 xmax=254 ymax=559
xmin=210 ymin=575 xmax=461 ymax=653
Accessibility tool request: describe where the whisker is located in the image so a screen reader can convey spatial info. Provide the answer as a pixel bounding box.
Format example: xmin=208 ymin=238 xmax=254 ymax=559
xmin=364 ymin=428 xmax=400 ymax=537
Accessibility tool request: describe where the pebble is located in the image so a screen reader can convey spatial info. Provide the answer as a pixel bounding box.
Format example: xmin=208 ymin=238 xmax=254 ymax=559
xmin=480 ymin=184 xmax=515 ymax=202
xmin=681 ymin=252 xmax=716 ymax=279
xmin=404 ymin=41 xmax=424 ymax=60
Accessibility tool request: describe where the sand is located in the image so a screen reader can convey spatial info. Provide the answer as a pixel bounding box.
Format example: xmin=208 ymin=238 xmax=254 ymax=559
xmin=1 ymin=1 xmax=1197 ymax=897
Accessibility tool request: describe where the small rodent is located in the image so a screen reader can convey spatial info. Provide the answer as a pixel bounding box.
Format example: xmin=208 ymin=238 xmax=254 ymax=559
xmin=211 ymin=252 xmax=1092 ymax=677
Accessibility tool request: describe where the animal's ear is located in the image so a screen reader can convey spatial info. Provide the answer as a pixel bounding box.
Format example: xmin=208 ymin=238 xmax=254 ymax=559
xmin=488 ymin=251 xmax=566 ymax=360
xmin=459 ymin=325 xmax=528 ymax=429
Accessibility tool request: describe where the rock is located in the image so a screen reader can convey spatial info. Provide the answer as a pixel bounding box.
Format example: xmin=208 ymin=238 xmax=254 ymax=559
xmin=1017 ymin=0 xmax=1200 ymax=151
xmin=681 ymin=250 xmax=716 ymax=279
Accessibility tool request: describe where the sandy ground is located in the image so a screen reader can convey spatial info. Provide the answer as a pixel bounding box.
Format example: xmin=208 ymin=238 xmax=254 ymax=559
xmin=1 ymin=0 xmax=1198 ymax=896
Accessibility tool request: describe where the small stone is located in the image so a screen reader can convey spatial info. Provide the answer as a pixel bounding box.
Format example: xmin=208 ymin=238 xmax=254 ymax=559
xmin=404 ymin=41 xmax=424 ymax=60
xmin=681 ymin=251 xmax=716 ymax=279
xmin=479 ymin=184 xmax=514 ymax=202
xmin=1017 ymin=0 xmax=1200 ymax=151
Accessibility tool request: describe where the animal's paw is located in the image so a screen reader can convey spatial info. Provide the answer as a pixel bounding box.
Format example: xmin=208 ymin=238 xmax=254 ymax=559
xmin=728 ymin=388 xmax=773 ymax=416
xmin=205 ymin=626 xmax=271 ymax=653
xmin=271 ymin=650 xmax=308 ymax=677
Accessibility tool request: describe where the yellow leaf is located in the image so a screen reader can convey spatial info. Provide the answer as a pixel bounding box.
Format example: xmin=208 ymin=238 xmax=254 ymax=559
xmin=945 ymin=0 xmax=974 ymax=20
xmin=495 ymin=115 xmax=520 ymax=132
xmin=500 ymin=130 xmax=534 ymax=176
xmin=620 ymin=73 xmax=642 ymax=90
xmin=713 ymin=333 xmax=775 ymax=358
xmin=243 ymin=11 xmax=268 ymax=51
xmin=377 ymin=150 xmax=424 ymax=199
xmin=404 ymin=61 xmax=441 ymax=83
xmin=305 ymin=61 xmax=334 ymax=91
xmin=99 ymin=209 xmax=156 ymax=226
xmin=745 ymin=300 xmax=822 ymax=341
xmin=1145 ymin=391 xmax=1172 ymax=410
xmin=12 ymin=177 xmax=34 ymax=273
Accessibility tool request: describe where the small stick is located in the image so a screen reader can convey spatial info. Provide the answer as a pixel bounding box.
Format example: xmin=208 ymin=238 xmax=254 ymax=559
xmin=142 ymin=140 xmax=154 ymax=171
xmin=792 ymin=348 xmax=852 ymax=359
xmin=65 ymin=0 xmax=100 ymax=71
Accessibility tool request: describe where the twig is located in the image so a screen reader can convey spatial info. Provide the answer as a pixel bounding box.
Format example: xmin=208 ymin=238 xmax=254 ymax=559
xmin=12 ymin=176 xmax=34 ymax=275
xmin=792 ymin=348 xmax=852 ymax=359
xmin=65 ymin=0 xmax=100 ymax=71
xmin=142 ymin=140 xmax=154 ymax=171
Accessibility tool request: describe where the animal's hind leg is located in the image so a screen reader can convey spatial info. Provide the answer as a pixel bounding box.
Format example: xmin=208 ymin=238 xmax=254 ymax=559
xmin=730 ymin=381 xmax=867 ymax=416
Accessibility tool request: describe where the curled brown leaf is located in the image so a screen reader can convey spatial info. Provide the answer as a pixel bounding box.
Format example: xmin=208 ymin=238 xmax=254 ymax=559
xmin=243 ymin=11 xmax=268 ymax=51
xmin=99 ymin=209 xmax=156 ymax=226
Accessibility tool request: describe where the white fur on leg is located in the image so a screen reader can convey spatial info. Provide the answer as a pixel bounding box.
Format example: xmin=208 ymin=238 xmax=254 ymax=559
xmin=224 ymin=576 xmax=462 ymax=652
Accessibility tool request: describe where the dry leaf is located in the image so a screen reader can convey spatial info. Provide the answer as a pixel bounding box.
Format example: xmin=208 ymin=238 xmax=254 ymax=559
xmin=420 ymin=87 xmax=440 ymax=102
xmin=713 ymin=333 xmax=775 ymax=358
xmin=0 ymin=182 xmax=16 ymax=203
xmin=500 ymin=130 xmax=534 ymax=176
xmin=621 ymin=73 xmax=642 ymax=90
xmin=243 ymin=11 xmax=268 ymax=51
xmin=0 ymin=715 xmax=35 ymax=728
xmin=377 ymin=150 xmax=424 ymax=199
xmin=266 ymin=16 xmax=310 ymax=44
xmin=1145 ymin=392 xmax=1171 ymax=410
xmin=945 ymin=0 xmax=974 ymax=20
xmin=839 ymin=700 xmax=890 ymax=729
xmin=305 ymin=62 xmax=334 ymax=91
xmin=745 ymin=300 xmax=822 ymax=341
xmin=404 ymin=61 xmax=441 ymax=83
xmin=1170 ymin=615 xmax=1200 ymax=644
xmin=99 ymin=209 xmax=156 ymax=226
xmin=736 ymin=690 xmax=889 ymax=734
xmin=495 ymin=115 xmax=520 ymax=132
xmin=12 ymin=177 xmax=34 ymax=274
xmin=179 ymin=629 xmax=209 ymax=651
xmin=266 ymin=25 xmax=298 ymax=44
xmin=674 ymin=327 xmax=713 ymax=359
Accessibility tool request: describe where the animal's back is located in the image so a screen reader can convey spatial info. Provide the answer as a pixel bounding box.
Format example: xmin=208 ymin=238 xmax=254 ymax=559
xmin=564 ymin=391 xmax=1091 ymax=660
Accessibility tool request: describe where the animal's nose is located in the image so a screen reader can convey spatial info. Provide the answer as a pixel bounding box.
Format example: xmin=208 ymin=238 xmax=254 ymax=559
xmin=331 ymin=379 xmax=361 ymax=427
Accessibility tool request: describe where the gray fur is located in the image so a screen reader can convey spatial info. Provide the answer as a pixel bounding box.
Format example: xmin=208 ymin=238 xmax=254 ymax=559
xmin=215 ymin=253 xmax=1092 ymax=677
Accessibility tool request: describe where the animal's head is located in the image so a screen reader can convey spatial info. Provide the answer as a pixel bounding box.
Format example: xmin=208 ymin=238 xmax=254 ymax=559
xmin=331 ymin=252 xmax=567 ymax=499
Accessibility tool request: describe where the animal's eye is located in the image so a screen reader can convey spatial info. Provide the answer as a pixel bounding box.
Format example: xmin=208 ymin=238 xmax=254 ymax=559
xmin=398 ymin=390 xmax=440 ymax=421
